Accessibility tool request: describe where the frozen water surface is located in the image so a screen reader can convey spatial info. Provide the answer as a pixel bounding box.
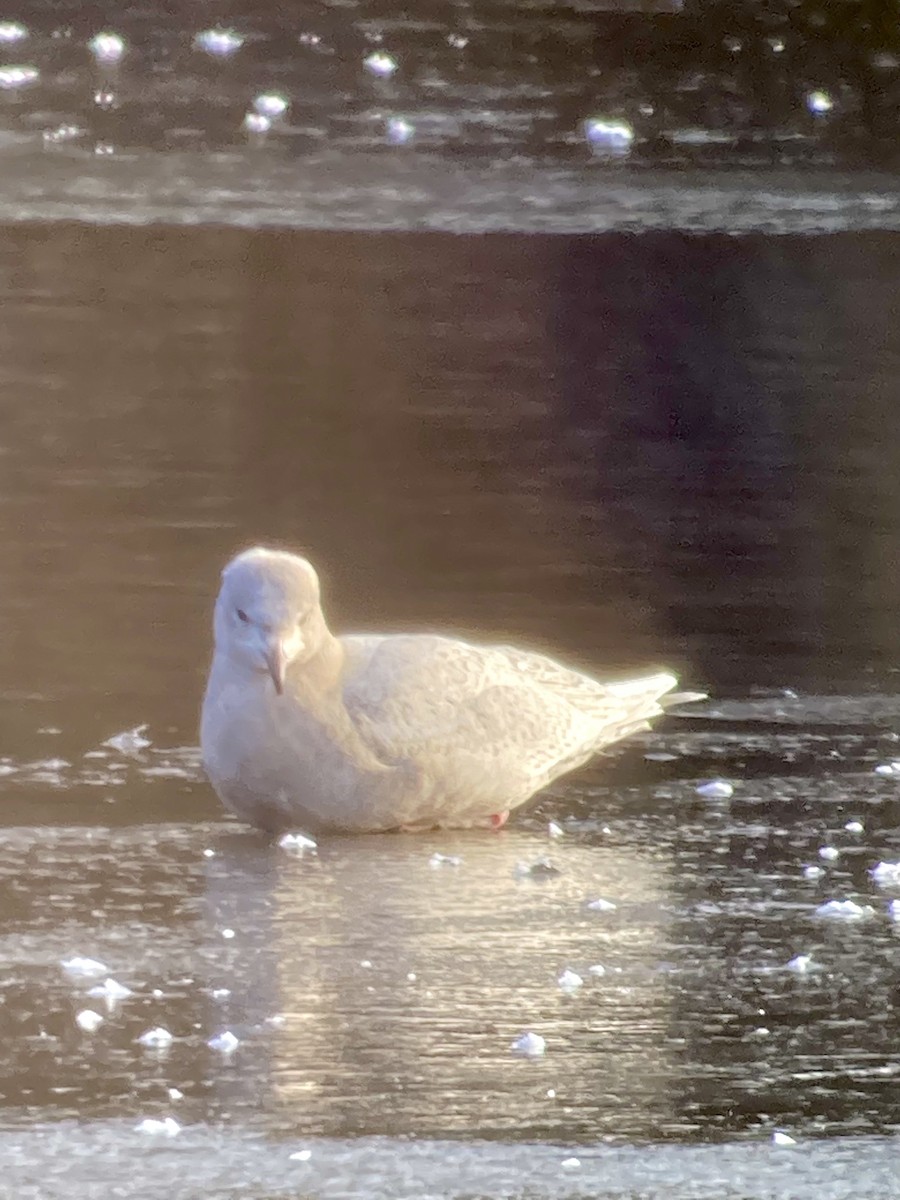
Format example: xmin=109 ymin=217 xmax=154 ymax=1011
xmin=1 ymin=11 xmax=900 ymax=1187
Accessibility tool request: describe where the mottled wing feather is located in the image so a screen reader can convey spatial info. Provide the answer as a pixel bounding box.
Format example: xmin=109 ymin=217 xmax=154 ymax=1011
xmin=342 ymin=635 xmax=673 ymax=795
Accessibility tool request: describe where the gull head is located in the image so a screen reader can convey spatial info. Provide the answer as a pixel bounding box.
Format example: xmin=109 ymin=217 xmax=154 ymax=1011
xmin=214 ymin=547 xmax=326 ymax=695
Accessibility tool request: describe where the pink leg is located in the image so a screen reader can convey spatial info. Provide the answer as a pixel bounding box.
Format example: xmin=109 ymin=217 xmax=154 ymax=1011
xmin=490 ymin=810 xmax=510 ymax=830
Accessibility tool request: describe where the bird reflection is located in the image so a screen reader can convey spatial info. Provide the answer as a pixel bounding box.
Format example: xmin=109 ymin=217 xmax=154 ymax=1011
xmin=202 ymin=827 xmax=680 ymax=1140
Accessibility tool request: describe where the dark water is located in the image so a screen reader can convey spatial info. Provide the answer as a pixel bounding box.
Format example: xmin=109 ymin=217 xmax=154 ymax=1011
xmin=1 ymin=4 xmax=900 ymax=1197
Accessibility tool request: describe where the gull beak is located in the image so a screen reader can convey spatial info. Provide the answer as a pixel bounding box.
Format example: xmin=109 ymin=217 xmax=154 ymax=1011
xmin=266 ymin=640 xmax=288 ymax=696
xmin=264 ymin=629 xmax=302 ymax=696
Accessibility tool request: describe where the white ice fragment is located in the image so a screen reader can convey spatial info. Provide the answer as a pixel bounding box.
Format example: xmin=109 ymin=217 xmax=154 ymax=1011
xmin=514 ymin=857 xmax=560 ymax=879
xmin=278 ymin=832 xmax=317 ymax=853
xmin=103 ymin=724 xmax=150 ymax=754
xmin=447 ymin=33 xmax=468 ymax=49
xmin=406 ymin=972 xmax=417 ymax=982
xmin=43 ymin=123 xmax=84 ymax=146
xmin=586 ymin=898 xmax=617 ymax=912
xmin=61 ymin=956 xmax=108 ymax=978
xmin=364 ymin=50 xmax=397 ymax=77
xmin=429 ymin=852 xmax=462 ymax=867
xmin=695 ymin=779 xmax=734 ymax=799
xmin=818 ymin=846 xmax=840 ymax=861
xmin=786 ymin=954 xmax=814 ymax=974
xmin=0 ymin=65 xmax=39 ymax=89
xmin=135 ymin=1117 xmax=181 ymax=1136
xmin=772 ymin=1130 xmax=797 ymax=1146
xmin=547 ymin=821 xmax=564 ymax=839
xmin=87 ymin=977 xmax=133 ymax=1006
xmin=870 ymin=861 xmax=900 ymax=887
xmin=844 ymin=820 xmax=864 ymax=834
xmin=557 ymin=968 xmax=584 ymax=992
xmin=89 ymin=32 xmax=125 ymax=63
xmin=806 ymin=89 xmax=833 ymax=115
xmin=207 ymin=1030 xmax=239 ymax=1054
xmin=290 ymin=1149 xmax=312 ymax=1161
xmin=814 ymin=899 xmax=875 ymax=921
xmin=167 ymin=1087 xmax=184 ymax=1101
xmin=890 ymin=899 xmax=900 ymax=921
xmin=803 ymin=865 xmax=825 ymax=880
xmin=203 ymin=848 xmax=215 ymax=858
xmin=873 ymin=763 xmax=899 ymax=776
xmin=511 ymin=1031 xmax=546 ymax=1057
xmin=546 ymin=1088 xmax=556 ymax=1098
xmin=137 ymin=1026 xmax=174 ymax=1049
xmin=211 ymin=987 xmax=231 ymax=999
xmin=588 ymin=964 xmax=607 ymax=977
xmin=644 ymin=751 xmax=677 ymax=762
xmin=221 ymin=928 xmax=236 ymax=939
xmin=242 ymin=112 xmax=271 ymax=135
xmin=253 ymin=92 xmax=289 ymax=118
xmin=583 ymin=117 xmax=634 ymax=153
xmin=386 ymin=117 xmax=414 ymax=145
xmin=76 ymin=1009 xmax=104 ymax=1032
xmin=194 ymin=28 xmax=244 ymax=57
xmin=0 ymin=22 xmax=27 ymax=43
xmin=561 ymin=1157 xmax=581 ymax=1169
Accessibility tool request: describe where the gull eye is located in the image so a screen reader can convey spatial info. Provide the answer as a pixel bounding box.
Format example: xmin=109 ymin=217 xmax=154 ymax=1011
xmin=236 ymin=608 xmax=249 ymax=623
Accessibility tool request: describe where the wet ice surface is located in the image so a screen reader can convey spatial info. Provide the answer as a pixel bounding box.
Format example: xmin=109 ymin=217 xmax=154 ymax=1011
xmin=1 ymin=696 xmax=900 ymax=1194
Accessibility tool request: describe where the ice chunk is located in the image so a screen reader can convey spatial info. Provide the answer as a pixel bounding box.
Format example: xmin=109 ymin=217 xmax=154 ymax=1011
xmin=695 ymin=779 xmax=734 ymax=799
xmin=61 ymin=956 xmax=108 ymax=978
xmin=103 ymin=724 xmax=150 ymax=754
xmin=870 ymin=861 xmax=900 ymax=887
xmin=253 ymin=92 xmax=288 ymax=118
xmin=511 ymin=1031 xmax=546 ymax=1057
xmin=364 ymin=50 xmax=398 ymax=77
xmin=514 ymin=857 xmax=560 ymax=879
xmin=814 ymin=899 xmax=875 ymax=921
xmin=561 ymin=1157 xmax=581 ymax=1169
xmin=386 ymin=118 xmax=414 ymax=145
xmin=137 ymin=1026 xmax=173 ymax=1049
xmin=803 ymin=865 xmax=825 ymax=880
xmin=586 ymin=898 xmax=617 ymax=912
xmin=193 ymin=28 xmax=244 ymax=57
xmin=75 ymin=1009 xmax=103 ymax=1032
xmin=87 ymin=977 xmax=132 ymax=1006
xmin=786 ymin=954 xmax=814 ymax=974
xmin=89 ymin=33 xmax=125 ymax=63
xmin=547 ymin=821 xmax=564 ymax=838
xmin=207 ymin=1030 xmax=239 ymax=1053
xmin=844 ymin=820 xmax=864 ymax=834
xmin=773 ymin=1130 xmax=797 ymax=1146
xmin=557 ymin=968 xmax=584 ymax=992
xmin=289 ymin=1149 xmax=312 ymax=1162
xmin=429 ymin=852 xmax=462 ymax=867
xmin=278 ymin=832 xmax=317 ymax=854
xmin=135 ymin=1117 xmax=181 ymax=1136
xmin=818 ymin=846 xmax=840 ymax=862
